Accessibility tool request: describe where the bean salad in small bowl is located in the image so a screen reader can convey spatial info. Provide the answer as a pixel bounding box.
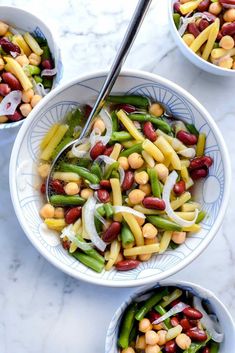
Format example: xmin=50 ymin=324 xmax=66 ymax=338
xmin=0 ymin=6 xmax=61 ymax=130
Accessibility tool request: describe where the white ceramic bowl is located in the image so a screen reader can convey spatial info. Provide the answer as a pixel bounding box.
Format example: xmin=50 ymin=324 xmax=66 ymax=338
xmin=168 ymin=0 xmax=235 ymax=76
xmin=105 ymin=280 xmax=235 ymax=352
xmin=0 ymin=5 xmax=62 ymax=130
xmin=9 ymin=70 xmax=231 ymax=287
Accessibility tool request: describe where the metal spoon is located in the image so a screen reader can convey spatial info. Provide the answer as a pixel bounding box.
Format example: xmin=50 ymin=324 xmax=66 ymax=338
xmin=46 ymin=0 xmax=152 ymax=201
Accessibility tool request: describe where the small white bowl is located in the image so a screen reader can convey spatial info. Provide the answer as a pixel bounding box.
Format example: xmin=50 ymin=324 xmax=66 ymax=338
xmin=168 ymin=0 xmax=235 ymax=76
xmin=9 ymin=69 xmax=231 ymax=287
xmin=105 ymin=280 xmax=235 ymax=353
xmin=0 ymin=5 xmax=62 ymax=130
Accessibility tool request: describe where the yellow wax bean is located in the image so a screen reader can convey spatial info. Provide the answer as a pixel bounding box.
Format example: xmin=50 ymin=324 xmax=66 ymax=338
xmin=41 ymin=125 xmax=68 ymax=161
xmin=45 ymin=218 xmax=66 ymax=230
xmin=185 ymin=177 xmax=194 ymax=190
xmin=171 ymin=192 xmax=191 ymax=210
xmin=211 ymin=47 xmax=235 ymax=59
xmin=122 ymin=140 xmax=136 ymax=148
xmin=183 ymin=224 xmax=201 ymax=232
xmin=180 ymin=0 xmax=202 ymax=15
xmin=202 ymin=18 xmax=220 ymax=61
xmin=134 ymin=205 xmax=164 ymax=215
xmin=105 ymin=240 xmax=121 ymax=271
xmin=154 ymin=135 xmax=173 ymax=157
xmin=117 ymin=110 xmax=144 ymax=141
xmin=142 ymin=139 xmax=164 ymax=163
xmin=53 ymin=172 xmax=81 ymax=182
xmin=123 ymin=243 xmax=160 ymax=256
xmin=110 ymin=143 xmax=122 ymax=160
xmin=142 ymin=150 xmax=155 ymax=168
xmin=12 ymin=34 xmax=32 ymax=56
xmin=180 ymin=159 xmax=190 ymax=168
xmin=175 ymin=212 xmax=196 ymax=221
xmin=159 ymin=231 xmax=173 ymax=253
xmin=190 ymin=22 xmax=214 ymax=53
xmin=122 ymin=212 xmax=144 ymax=246
xmin=40 ymin=124 xmax=60 ymax=151
xmin=72 ymin=219 xmax=82 ymax=234
xmin=4 ymin=57 xmax=33 ymax=91
xmin=181 ymin=166 xmax=189 ymax=182
xmin=181 ymin=202 xmax=200 ymax=212
xmin=110 ymin=178 xmax=122 ymax=221
xmin=196 ymin=133 xmax=206 ymax=157
xmin=23 ymin=32 xmax=43 ymax=55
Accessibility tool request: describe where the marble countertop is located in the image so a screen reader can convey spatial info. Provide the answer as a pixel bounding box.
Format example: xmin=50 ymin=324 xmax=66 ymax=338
xmin=0 ymin=0 xmax=235 ymax=352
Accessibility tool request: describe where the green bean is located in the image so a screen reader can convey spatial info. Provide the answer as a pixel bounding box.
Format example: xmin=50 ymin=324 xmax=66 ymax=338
xmin=185 ymin=123 xmax=199 ymax=136
xmin=118 ymin=303 xmax=138 ymax=348
xmin=120 ymin=143 xmax=143 ymax=157
xmin=173 ymin=13 xmax=181 ymax=29
xmin=52 ymin=136 xmax=73 ymax=160
xmin=34 ymin=75 xmax=42 ymax=84
xmin=121 ymin=223 xmax=135 ymax=247
xmin=169 ymin=241 xmax=179 ymax=250
xmin=60 ymin=163 xmax=100 ymax=184
xmin=41 ymin=45 xmax=51 ymax=60
xmin=196 ymin=210 xmax=206 ymax=224
xmin=128 ymin=322 xmax=138 ymax=345
xmin=91 ymin=162 xmax=102 ymax=179
xmin=135 ymin=289 xmax=168 ymax=321
xmin=104 ymin=203 xmax=114 ymax=219
xmin=154 ymin=305 xmax=172 ymax=329
xmin=183 ymin=336 xmax=211 ymax=353
xmin=147 ymin=216 xmax=182 ymax=231
xmin=76 ymin=158 xmax=90 ymax=168
xmin=75 ymin=235 xmax=105 ymax=264
xmin=66 ymin=108 xmax=83 ymax=137
xmin=42 ymin=77 xmax=53 ymax=89
xmin=128 ymin=114 xmax=172 ymax=134
xmin=148 ymin=168 xmax=161 ymax=198
xmin=107 ymin=95 xmax=150 ymax=109
xmin=160 ymin=289 xmax=183 ymax=308
xmin=111 ymin=131 xmax=132 ymax=142
xmin=25 ymin=64 xmax=41 ymax=75
xmin=111 ymin=170 xmax=119 ymax=178
xmin=210 ymin=342 xmax=219 ymax=353
xmin=111 ymin=111 xmax=119 ymax=132
xmin=72 ymin=252 xmax=104 ymax=273
xmin=103 ymin=161 xmax=119 ymax=179
xmin=49 ymin=195 xmax=85 ymax=206
xmin=94 ymin=216 xmax=103 ymax=233
xmin=96 ymin=205 xmax=106 ymax=217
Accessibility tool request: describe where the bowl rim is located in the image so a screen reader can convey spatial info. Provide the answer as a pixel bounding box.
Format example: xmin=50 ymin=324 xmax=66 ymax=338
xmin=105 ymin=279 xmax=235 ymax=352
xmin=9 ymin=69 xmax=232 ymax=287
xmin=168 ymin=0 xmax=235 ymax=75
xmin=0 ymin=5 xmax=61 ymax=131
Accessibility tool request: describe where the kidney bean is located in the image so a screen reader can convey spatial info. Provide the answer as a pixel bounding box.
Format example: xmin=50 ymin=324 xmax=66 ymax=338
xmin=221 ymin=22 xmax=235 ymax=36
xmin=176 ymin=130 xmax=198 ymax=145
xmin=0 ymin=38 xmax=20 ymax=54
xmin=220 ymin=0 xmax=235 ymax=5
xmin=174 ymin=2 xmax=182 ymax=14
xmin=183 ymin=307 xmax=203 ymax=319
xmin=198 ymin=19 xmax=210 ymax=32
xmin=40 ymin=183 xmax=46 ymax=194
xmin=103 ymin=145 xmax=114 ymax=156
xmin=65 ymin=207 xmax=82 ymax=224
xmin=102 ymin=221 xmax=121 ymax=242
xmin=90 ymin=141 xmax=106 ymax=160
xmin=203 ymin=12 xmax=216 ymax=22
xmin=2 ymin=72 xmax=22 ymax=90
xmin=115 ymin=259 xmax=140 ymax=271
xmin=97 ymin=189 xmax=110 ymax=203
xmin=165 ymin=340 xmax=177 ymax=353
xmin=0 ymin=83 xmax=11 ymax=96
xmin=189 ymin=319 xmax=199 ymax=327
xmin=62 ymin=239 xmax=70 ymax=250
xmin=41 ymin=59 xmax=54 ymax=70
xmin=143 ymin=121 xmax=157 ymax=142
xmin=142 ymin=197 xmax=166 ymax=210
xmin=189 ymin=156 xmax=213 ymax=170
xmin=202 ymin=347 xmax=210 ymax=353
xmin=190 ymin=168 xmax=208 ymax=180
xmin=170 ymin=316 xmax=179 ymax=327
xmin=173 ymin=180 xmax=186 ymax=196
xmin=187 ymin=23 xmax=200 ymax=38
xmin=170 ymin=299 xmax=181 ymax=307
xmin=217 ymin=31 xmax=223 ymax=41
xmin=122 ymin=170 xmax=134 ymax=191
xmin=100 ymin=180 xmax=111 ymax=189
xmin=50 ymin=179 xmax=65 ymax=194
xmin=197 ymin=0 xmax=210 ymax=11
xmin=117 ymin=104 xmax=136 ymax=114
xmin=148 ymin=310 xmax=161 ymax=323
xmin=84 ymin=104 xmax=92 ymax=119
xmin=186 ymin=327 xmax=208 ymax=342
xmin=180 ymin=318 xmax=192 ymax=332
xmin=8 ymin=110 xmax=23 ymax=122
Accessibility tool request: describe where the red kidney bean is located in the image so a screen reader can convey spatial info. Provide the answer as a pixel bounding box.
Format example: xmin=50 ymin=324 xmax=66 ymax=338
xmin=148 ymin=310 xmax=161 ymax=323
xmin=187 ymin=23 xmax=200 ymax=38
xmin=217 ymin=31 xmax=223 ymax=41
xmin=170 ymin=299 xmax=181 ymax=307
xmin=90 ymin=141 xmax=106 ymax=160
xmin=202 ymin=347 xmax=210 ymax=353
xmin=183 ymin=307 xmax=203 ymax=319
xmin=197 ymin=0 xmax=210 ymax=11
xmin=100 ymin=180 xmax=111 ymax=189
xmin=2 ymin=72 xmax=22 ymax=90
xmin=8 ymin=110 xmax=23 ymax=121
xmin=102 ymin=221 xmax=121 ymax=242
xmin=176 ymin=130 xmax=198 ymax=145
xmin=174 ymin=2 xmax=182 ymax=14
xmin=189 ymin=319 xmax=199 ymax=327
xmin=115 ymin=259 xmax=140 ymax=271
xmin=142 ymin=197 xmax=166 ymax=210
xmin=117 ymin=104 xmax=136 ymax=114
xmin=165 ymin=340 xmax=177 ymax=353
xmin=84 ymin=104 xmax=92 ymax=119
xmin=62 ymin=239 xmax=70 ymax=250
xmin=65 ymin=207 xmax=82 ymax=224
xmin=180 ymin=318 xmax=192 ymax=332
xmin=189 ymin=156 xmax=213 ymax=170
xmin=186 ymin=327 xmax=208 ymax=342
xmin=0 ymin=38 xmax=20 ymax=54
xmin=170 ymin=316 xmax=179 ymax=327
xmin=220 ymin=0 xmax=235 ymax=5
xmin=221 ymin=22 xmax=235 ymax=36
xmin=190 ymin=168 xmax=208 ymax=180
xmin=40 ymin=183 xmax=46 ymax=194
xmin=50 ymin=179 xmax=65 ymax=194
xmin=41 ymin=59 xmax=53 ymax=70
xmin=97 ymin=189 xmax=110 ymax=203
xmin=173 ymin=180 xmax=186 ymax=196
xmin=143 ymin=121 xmax=157 ymax=142
xmin=198 ymin=19 xmax=210 ymax=32
xmin=0 ymin=83 xmax=11 ymax=96
xmin=122 ymin=170 xmax=134 ymax=191
xmin=103 ymin=145 xmax=114 ymax=156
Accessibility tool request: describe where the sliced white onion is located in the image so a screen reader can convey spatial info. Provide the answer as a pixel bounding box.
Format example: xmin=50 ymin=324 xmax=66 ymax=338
xmin=134 ymin=292 xmax=155 ymax=303
xmin=95 ymin=155 xmax=116 ymax=165
xmin=60 ymin=225 xmax=93 ymax=251
xmin=9 ymin=26 xmax=21 ymax=35
xmin=118 ymin=167 xmax=125 ymax=185
xmin=162 ymin=171 xmax=199 ymax=227
xmin=89 ymin=109 xmax=112 ymax=147
xmin=10 ymin=51 xmax=19 ymax=58
xmin=113 ymin=206 xmax=146 ymax=219
xmin=178 ymin=12 xmax=212 ymax=36
xmin=0 ymin=90 xmax=22 ymax=115
xmin=89 ymin=184 xmax=101 ymax=190
xmin=83 ymin=196 xmax=107 ymax=251
xmin=41 ymin=68 xmax=57 ymax=76
xmin=72 ymin=140 xmax=90 ymax=158
xmin=178 ymin=148 xmax=196 ymax=159
xmin=90 ymin=127 xmax=101 ymax=147
xmin=33 ymin=82 xmax=50 ymax=96
xmin=95 ymin=210 xmax=108 ymax=227
xmin=193 ymin=296 xmax=224 ymax=343
xmin=153 ymin=302 xmax=190 ymax=324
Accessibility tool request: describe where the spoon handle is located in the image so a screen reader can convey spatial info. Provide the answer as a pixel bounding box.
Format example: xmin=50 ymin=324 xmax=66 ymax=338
xmin=79 ymin=0 xmax=152 ymax=139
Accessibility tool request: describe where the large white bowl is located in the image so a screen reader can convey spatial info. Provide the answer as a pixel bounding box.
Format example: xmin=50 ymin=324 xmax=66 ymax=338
xmin=105 ymin=280 xmax=235 ymax=352
xmin=0 ymin=5 xmax=62 ymax=130
xmin=9 ymin=70 xmax=231 ymax=287
xmin=168 ymin=0 xmax=235 ymax=76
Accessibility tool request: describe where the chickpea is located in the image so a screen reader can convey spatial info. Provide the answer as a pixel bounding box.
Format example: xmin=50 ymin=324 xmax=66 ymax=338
xmin=22 ymin=89 xmax=34 ymax=103
xmin=80 ymin=188 xmax=93 ymax=199
xmin=157 ymin=330 xmax=167 ymax=346
xmin=175 ymin=333 xmax=191 ymax=350
xmin=154 ymin=163 xmax=169 ymax=182
xmin=0 ymin=21 xmax=9 ymax=36
xmin=219 ymin=56 xmax=233 ymax=69
xmin=54 ymin=207 xmax=65 ymax=219
xmin=93 ymin=117 xmax=106 ymax=134
xmin=172 ymin=231 xmax=186 ymax=244
xmin=135 ymin=216 xmax=145 ymax=226
xmin=31 ymin=95 xmax=42 ymax=108
xmin=142 ymin=223 xmax=158 ymax=239
xmin=139 ymin=318 xmax=152 ymax=333
xmin=145 ymin=345 xmax=161 ymax=353
xmin=219 ymin=35 xmax=234 ymax=50
xmin=15 ymin=54 xmax=29 ymax=67
xmin=20 ymin=103 xmax=32 ymax=117
xmin=223 ymin=8 xmax=235 ymax=22
xmin=135 ymin=335 xmax=146 ymax=350
xmin=139 ymin=253 xmax=151 ymax=261
xmin=64 ymin=182 xmax=80 ymax=195
xmin=38 ymin=163 xmax=51 ymax=178
xmin=121 ymin=348 xmax=135 ymax=353
xmin=118 ymin=156 xmax=129 ymax=170
xmin=145 ymin=330 xmax=159 ymax=345
xmin=149 ymin=103 xmax=164 ymax=117
xmin=0 ymin=57 xmax=4 ymax=71
xmin=182 ymin=33 xmax=195 ymax=47
xmin=40 ymin=203 xmax=55 ymax=219
xmin=0 ymin=115 xmax=8 ymax=123
xmin=134 ymin=171 xmax=149 ymax=185
xmin=128 ymin=153 xmax=144 ymax=169
xmin=139 ymin=183 xmax=151 ymax=196
xmin=209 ymin=2 xmax=222 ymax=15
xmin=128 ymin=189 xmax=145 ymax=205
xmin=28 ymin=53 xmax=41 ymax=66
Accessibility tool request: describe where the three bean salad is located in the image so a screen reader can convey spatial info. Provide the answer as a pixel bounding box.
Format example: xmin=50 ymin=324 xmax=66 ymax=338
xmin=118 ymin=286 xmax=223 ymax=353
xmin=0 ymin=20 xmax=56 ymax=124
xmin=173 ymin=0 xmax=235 ymax=70
xmin=38 ymin=95 xmax=213 ymax=273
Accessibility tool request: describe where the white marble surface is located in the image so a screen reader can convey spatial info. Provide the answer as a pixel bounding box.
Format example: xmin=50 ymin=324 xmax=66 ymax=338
xmin=0 ymin=0 xmax=234 ymax=352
